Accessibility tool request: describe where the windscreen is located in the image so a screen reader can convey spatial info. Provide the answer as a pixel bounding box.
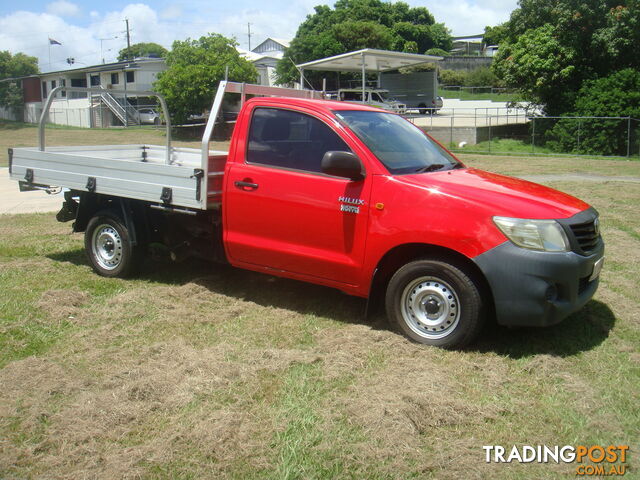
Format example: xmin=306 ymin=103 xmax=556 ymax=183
xmin=335 ymin=110 xmax=462 ymax=175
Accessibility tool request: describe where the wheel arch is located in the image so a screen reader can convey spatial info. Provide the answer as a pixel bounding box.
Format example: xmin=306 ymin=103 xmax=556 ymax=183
xmin=366 ymin=243 xmax=495 ymax=317
xmin=73 ymin=193 xmax=144 ymax=246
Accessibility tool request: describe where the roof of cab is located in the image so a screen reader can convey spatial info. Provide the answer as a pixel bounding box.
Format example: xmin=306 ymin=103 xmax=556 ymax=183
xmin=244 ymin=96 xmax=387 ymax=114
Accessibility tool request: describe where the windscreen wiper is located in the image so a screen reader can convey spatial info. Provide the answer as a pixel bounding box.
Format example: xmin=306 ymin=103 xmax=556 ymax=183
xmin=414 ymin=164 xmax=445 ymax=173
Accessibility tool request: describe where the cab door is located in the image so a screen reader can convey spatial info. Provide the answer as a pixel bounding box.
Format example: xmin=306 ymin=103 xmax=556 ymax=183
xmin=224 ymin=106 xmax=372 ymax=286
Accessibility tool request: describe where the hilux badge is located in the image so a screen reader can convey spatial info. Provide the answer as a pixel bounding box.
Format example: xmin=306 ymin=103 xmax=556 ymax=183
xmin=338 ymin=196 xmax=364 ymax=206
xmin=338 ymin=196 xmax=364 ymax=214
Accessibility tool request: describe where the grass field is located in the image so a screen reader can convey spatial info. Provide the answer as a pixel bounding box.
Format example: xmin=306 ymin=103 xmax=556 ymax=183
xmin=0 ymin=127 xmax=639 ymax=478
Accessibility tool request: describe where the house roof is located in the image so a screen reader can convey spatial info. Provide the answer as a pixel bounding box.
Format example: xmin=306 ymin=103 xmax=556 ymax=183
xmin=35 ymin=57 xmax=165 ymax=77
xmin=252 ymin=37 xmax=290 ymax=52
xmin=238 ymin=48 xmax=283 ymax=63
xmin=296 ymin=49 xmax=442 ymax=73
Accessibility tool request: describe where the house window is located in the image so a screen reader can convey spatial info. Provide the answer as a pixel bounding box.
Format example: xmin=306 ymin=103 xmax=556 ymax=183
xmin=90 ymin=74 xmax=100 ymax=86
xmin=111 ymin=73 xmax=119 ymax=85
xmin=42 ymin=81 xmax=47 ymax=98
xmin=51 ymin=80 xmax=56 ymax=89
xmin=126 ymin=71 xmax=134 ymax=83
xmin=60 ymin=79 xmax=66 ymax=97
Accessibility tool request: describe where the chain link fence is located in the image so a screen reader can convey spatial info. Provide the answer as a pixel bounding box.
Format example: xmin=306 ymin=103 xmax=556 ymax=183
xmin=417 ymin=114 xmax=640 ymax=158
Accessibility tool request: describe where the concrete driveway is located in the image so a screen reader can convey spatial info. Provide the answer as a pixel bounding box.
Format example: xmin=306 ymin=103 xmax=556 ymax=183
xmin=0 ymin=168 xmax=62 ymax=214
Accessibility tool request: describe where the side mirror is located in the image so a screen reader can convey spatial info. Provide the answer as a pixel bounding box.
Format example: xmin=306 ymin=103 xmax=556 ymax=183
xmin=321 ymin=151 xmax=365 ymax=181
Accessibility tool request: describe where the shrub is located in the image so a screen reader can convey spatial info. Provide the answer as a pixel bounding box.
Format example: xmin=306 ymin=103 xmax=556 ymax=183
xmin=545 ymin=69 xmax=640 ymax=155
xmin=438 ymin=69 xmax=466 ymax=86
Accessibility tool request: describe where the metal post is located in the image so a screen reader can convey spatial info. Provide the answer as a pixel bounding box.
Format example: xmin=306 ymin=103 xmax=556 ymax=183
xmin=361 ymin=52 xmax=366 ymax=103
xmin=124 ymin=67 xmax=128 ymax=127
xmin=299 ymin=69 xmax=304 ymax=90
xmin=450 ymin=116 xmax=453 ymax=146
xmin=627 ymin=116 xmax=631 ymax=157
xmin=488 ymin=115 xmax=491 ymax=153
xmin=532 ymin=117 xmax=535 ymax=154
xmin=577 ymin=120 xmax=581 ymax=152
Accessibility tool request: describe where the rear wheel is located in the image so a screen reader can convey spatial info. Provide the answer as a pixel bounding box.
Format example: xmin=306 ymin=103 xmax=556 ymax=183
xmin=85 ymin=210 xmax=141 ymax=277
xmin=418 ymin=103 xmax=427 ymax=115
xmin=385 ymin=258 xmax=484 ymax=349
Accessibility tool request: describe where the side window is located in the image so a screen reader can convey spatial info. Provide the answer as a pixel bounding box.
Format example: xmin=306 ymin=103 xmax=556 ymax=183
xmin=247 ymin=108 xmax=351 ymax=173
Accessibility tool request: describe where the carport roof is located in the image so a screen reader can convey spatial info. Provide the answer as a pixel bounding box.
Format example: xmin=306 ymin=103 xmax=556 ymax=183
xmin=296 ymin=48 xmax=442 ymax=73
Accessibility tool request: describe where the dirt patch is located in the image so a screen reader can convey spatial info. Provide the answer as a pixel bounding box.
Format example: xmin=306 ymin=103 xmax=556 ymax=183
xmin=37 ymin=289 xmax=90 ymax=321
xmin=0 ymin=333 xmax=326 ymax=478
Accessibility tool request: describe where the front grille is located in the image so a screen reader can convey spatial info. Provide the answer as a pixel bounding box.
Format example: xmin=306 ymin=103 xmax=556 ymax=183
xmin=569 ymin=220 xmax=600 ymax=255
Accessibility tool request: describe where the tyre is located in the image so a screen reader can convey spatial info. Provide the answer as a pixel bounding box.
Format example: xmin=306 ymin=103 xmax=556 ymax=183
xmin=85 ymin=210 xmax=141 ymax=277
xmin=385 ymin=258 xmax=484 ymax=349
xmin=418 ymin=103 xmax=427 ymax=115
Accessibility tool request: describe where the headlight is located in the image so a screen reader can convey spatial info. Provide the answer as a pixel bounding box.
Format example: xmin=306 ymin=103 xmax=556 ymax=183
xmin=493 ymin=217 xmax=569 ymax=252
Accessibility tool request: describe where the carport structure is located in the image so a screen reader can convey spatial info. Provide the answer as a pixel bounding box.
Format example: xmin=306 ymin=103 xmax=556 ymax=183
xmin=296 ymin=48 xmax=442 ymax=96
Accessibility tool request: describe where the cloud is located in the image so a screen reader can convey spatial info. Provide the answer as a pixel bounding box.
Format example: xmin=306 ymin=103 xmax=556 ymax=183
xmin=160 ymin=4 xmax=183 ymax=20
xmin=424 ymin=0 xmax=517 ymax=35
xmin=46 ymin=1 xmax=81 ymax=18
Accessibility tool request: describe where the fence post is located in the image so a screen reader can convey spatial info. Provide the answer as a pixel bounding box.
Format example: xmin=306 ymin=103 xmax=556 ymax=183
xmin=532 ymin=117 xmax=535 ymax=154
xmin=450 ymin=115 xmax=454 ymax=146
xmin=488 ymin=115 xmax=492 ymax=153
xmin=577 ymin=120 xmax=581 ymax=152
xmin=627 ymin=116 xmax=631 ymax=158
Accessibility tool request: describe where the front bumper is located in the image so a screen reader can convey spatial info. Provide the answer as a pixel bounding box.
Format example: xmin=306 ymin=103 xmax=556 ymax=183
xmin=474 ymin=240 xmax=604 ymax=327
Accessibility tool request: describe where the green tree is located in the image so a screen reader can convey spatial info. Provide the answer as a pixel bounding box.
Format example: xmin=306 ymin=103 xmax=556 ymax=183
xmin=154 ymin=34 xmax=256 ymax=124
xmin=0 ymin=51 xmax=39 ymax=112
xmin=492 ymin=0 xmax=640 ymax=114
xmin=276 ymin=0 xmax=451 ymax=85
xmin=118 ymin=42 xmax=168 ymax=61
xmin=546 ymin=69 xmax=640 ymax=155
xmin=482 ymin=24 xmax=507 ymax=46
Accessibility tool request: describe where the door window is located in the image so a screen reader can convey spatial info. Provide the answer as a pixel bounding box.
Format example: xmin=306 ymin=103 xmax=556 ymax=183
xmin=247 ymin=108 xmax=351 ymax=173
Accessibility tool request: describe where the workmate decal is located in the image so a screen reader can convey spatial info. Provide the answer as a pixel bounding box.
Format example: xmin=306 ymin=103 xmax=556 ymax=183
xmin=340 ymin=204 xmax=360 ymax=214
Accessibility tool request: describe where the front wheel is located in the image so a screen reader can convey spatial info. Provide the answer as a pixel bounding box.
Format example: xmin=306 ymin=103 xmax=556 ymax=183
xmin=385 ymin=258 xmax=484 ymax=349
xmin=85 ymin=210 xmax=141 ymax=277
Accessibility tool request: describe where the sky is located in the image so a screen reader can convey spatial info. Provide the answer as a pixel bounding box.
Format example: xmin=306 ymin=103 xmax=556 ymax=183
xmin=0 ymin=0 xmax=518 ymax=73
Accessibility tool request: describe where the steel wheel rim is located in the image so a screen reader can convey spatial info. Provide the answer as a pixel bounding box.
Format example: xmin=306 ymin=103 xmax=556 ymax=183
xmin=401 ymin=276 xmax=460 ymax=339
xmin=92 ymin=224 xmax=123 ymax=270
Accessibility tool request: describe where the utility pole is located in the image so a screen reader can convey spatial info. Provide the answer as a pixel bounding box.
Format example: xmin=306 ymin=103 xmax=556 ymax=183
xmin=247 ymin=22 xmax=253 ymax=51
xmin=125 ymin=19 xmax=131 ymax=59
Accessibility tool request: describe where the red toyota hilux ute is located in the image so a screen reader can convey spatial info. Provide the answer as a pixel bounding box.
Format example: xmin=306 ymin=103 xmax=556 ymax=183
xmin=12 ymin=93 xmax=604 ymax=349
xmin=220 ymin=97 xmax=604 ymax=348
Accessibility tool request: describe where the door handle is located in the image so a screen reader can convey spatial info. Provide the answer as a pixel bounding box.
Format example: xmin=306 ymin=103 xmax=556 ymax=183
xmin=234 ymin=180 xmax=259 ymax=190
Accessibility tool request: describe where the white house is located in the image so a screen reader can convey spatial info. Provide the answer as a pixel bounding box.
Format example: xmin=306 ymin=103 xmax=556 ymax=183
xmin=238 ymin=38 xmax=290 ymax=87
xmin=17 ymin=57 xmax=166 ymax=127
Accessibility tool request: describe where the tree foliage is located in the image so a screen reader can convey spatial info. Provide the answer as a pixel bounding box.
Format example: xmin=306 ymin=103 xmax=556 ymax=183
xmin=0 ymin=51 xmax=39 ymax=111
xmin=276 ymin=0 xmax=452 ymax=85
xmin=492 ymin=0 xmax=640 ymax=114
xmin=546 ymin=69 xmax=640 ymax=155
xmin=482 ymin=24 xmax=507 ymax=46
xmin=118 ymin=42 xmax=168 ymax=61
xmin=154 ymin=34 xmax=256 ymax=124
